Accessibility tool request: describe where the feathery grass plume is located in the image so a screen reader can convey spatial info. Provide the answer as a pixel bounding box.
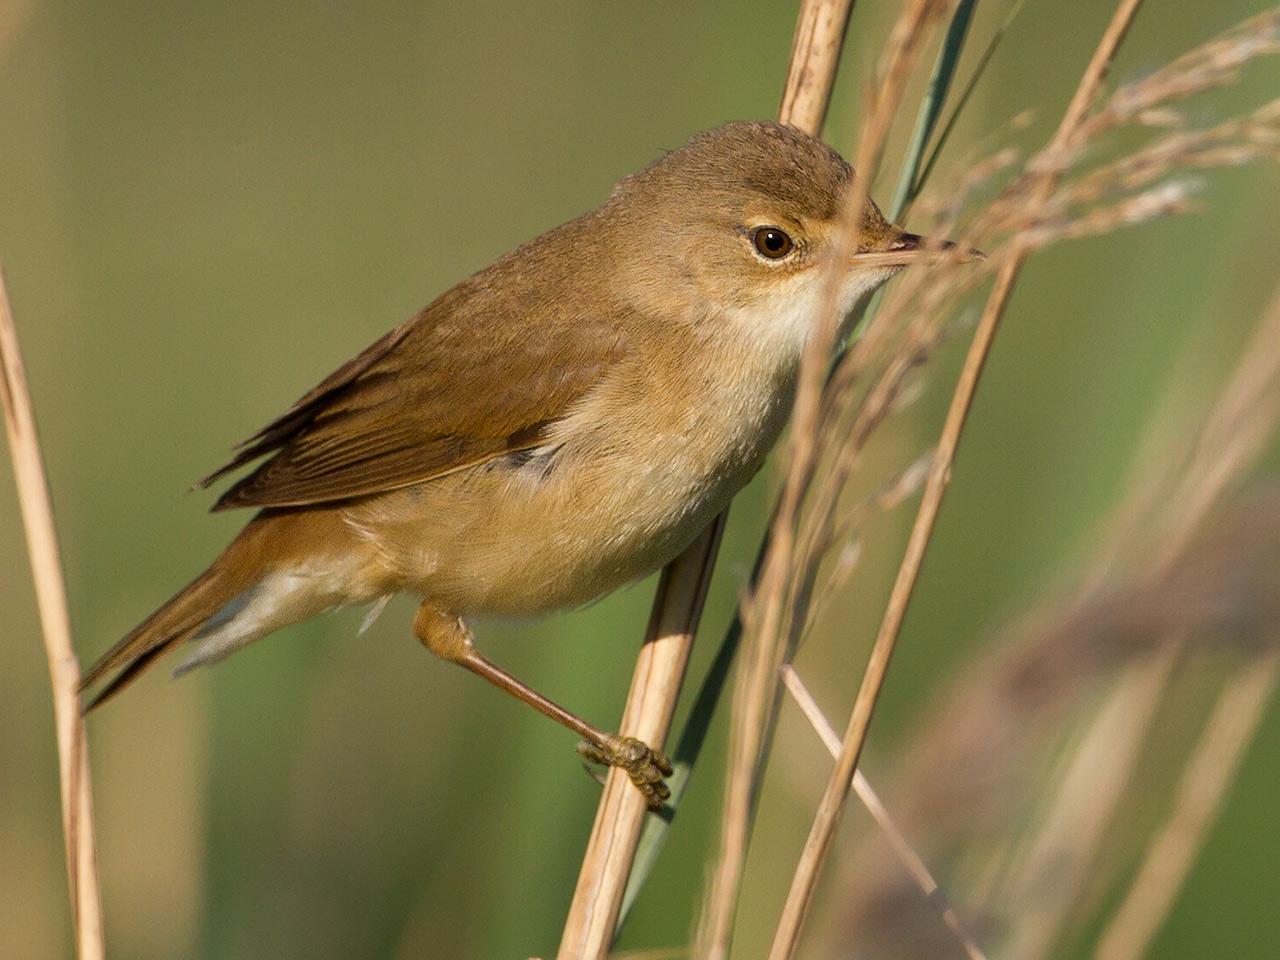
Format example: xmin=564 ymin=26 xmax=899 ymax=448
xmin=697 ymin=5 xmax=1280 ymax=957
xmin=817 ymin=492 xmax=1280 ymax=958
xmin=806 ymin=275 xmax=1280 ymax=957
xmin=761 ymin=2 xmax=1154 ymax=952
xmin=770 ymin=1 xmax=1280 ymax=814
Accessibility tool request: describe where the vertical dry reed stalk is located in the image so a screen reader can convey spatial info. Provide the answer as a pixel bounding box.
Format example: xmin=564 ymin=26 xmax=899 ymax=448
xmin=564 ymin=3 xmax=1280 ymax=956
xmin=0 ymin=268 xmax=105 ymax=959
xmin=709 ymin=0 xmax=1280 ymax=948
xmin=765 ymin=3 xmax=1146 ymax=957
xmin=556 ymin=3 xmax=856 ymax=957
xmin=556 ymin=520 xmax=723 ymax=958
xmin=1072 ymin=286 xmax=1280 ymax=959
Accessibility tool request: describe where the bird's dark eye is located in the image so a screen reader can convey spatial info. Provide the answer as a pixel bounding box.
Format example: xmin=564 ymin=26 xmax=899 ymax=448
xmin=752 ymin=226 xmax=794 ymax=260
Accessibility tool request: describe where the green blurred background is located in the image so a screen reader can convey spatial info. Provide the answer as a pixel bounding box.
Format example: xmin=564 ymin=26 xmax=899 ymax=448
xmin=1 ymin=2 xmax=1276 ymax=957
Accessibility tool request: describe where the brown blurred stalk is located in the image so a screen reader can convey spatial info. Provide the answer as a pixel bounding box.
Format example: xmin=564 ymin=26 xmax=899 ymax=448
xmin=1001 ymin=648 xmax=1178 ymax=960
xmin=999 ymin=273 xmax=1280 ymax=957
xmin=1093 ymin=656 xmax=1279 ymax=960
xmin=0 ymin=268 xmax=105 ymax=959
xmin=554 ymin=3 xmax=855 ymax=958
xmin=766 ymin=2 xmax=1147 ymax=958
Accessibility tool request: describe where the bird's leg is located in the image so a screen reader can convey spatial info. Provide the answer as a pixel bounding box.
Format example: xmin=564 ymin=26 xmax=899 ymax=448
xmin=412 ymin=601 xmax=672 ymax=808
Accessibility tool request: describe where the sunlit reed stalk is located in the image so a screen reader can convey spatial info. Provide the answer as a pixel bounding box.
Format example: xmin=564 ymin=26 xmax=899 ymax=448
xmin=555 ymin=3 xmax=856 ymax=957
xmin=765 ymin=2 xmax=1149 ymax=957
xmin=0 ymin=268 xmax=105 ymax=960
xmin=772 ymin=95 xmax=1277 ymax=960
xmin=567 ymin=2 xmax=1280 ymax=955
xmin=556 ymin=522 xmax=723 ymax=959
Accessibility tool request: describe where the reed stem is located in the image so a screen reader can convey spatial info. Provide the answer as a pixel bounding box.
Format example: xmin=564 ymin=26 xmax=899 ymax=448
xmin=0 ymin=268 xmax=105 ymax=960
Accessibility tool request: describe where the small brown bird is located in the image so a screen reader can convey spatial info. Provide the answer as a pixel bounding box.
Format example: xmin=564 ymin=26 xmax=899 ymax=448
xmin=82 ymin=121 xmax=955 ymax=806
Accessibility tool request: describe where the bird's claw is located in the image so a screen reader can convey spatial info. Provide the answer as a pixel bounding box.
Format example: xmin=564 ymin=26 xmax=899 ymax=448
xmin=576 ymin=734 xmax=673 ymax=810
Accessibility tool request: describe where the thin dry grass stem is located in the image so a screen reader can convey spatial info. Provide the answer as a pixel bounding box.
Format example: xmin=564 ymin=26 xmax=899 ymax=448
xmin=771 ymin=9 xmax=1278 ymax=954
xmin=1054 ymin=107 xmax=1280 ymax=213
xmin=766 ymin=3 xmax=1148 ymax=957
xmin=702 ymin=5 xmax=949 ymax=957
xmin=770 ymin=0 xmax=949 ymax=592
xmin=1063 ymin=275 xmax=1280 ymax=604
xmin=0 ymin=268 xmax=105 ymax=960
xmin=1093 ymin=655 xmax=1279 ymax=960
xmin=1042 ymin=257 xmax=1280 ymax=623
xmin=796 ymin=450 xmax=933 ymax=650
xmin=569 ymin=3 xmax=1279 ymax=955
xmin=786 ymin=137 xmax=1047 ymax=633
xmin=1158 ymin=284 xmax=1280 ymax=560
xmin=982 ymin=281 xmax=1280 ymax=954
xmin=826 ymin=497 xmax=1280 ymax=956
xmin=557 ymin=4 xmax=857 ymax=957
xmin=1069 ymin=285 xmax=1280 ymax=960
xmin=782 ymin=665 xmax=989 ymax=960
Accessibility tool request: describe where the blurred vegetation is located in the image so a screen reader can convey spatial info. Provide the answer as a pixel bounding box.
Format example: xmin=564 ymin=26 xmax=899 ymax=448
xmin=1 ymin=2 xmax=1276 ymax=958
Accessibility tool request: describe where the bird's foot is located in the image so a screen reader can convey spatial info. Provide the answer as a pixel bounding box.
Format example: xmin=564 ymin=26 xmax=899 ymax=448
xmin=576 ymin=734 xmax=673 ymax=810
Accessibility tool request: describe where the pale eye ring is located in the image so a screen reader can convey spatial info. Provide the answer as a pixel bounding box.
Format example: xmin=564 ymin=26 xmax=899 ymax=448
xmin=751 ymin=226 xmax=794 ymax=260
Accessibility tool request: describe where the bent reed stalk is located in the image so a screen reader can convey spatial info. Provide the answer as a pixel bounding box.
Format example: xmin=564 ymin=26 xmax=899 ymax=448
xmin=0 ymin=269 xmax=105 ymax=960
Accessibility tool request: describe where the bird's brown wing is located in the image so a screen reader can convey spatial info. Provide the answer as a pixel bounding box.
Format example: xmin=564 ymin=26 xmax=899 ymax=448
xmin=197 ymin=284 xmax=628 ymax=511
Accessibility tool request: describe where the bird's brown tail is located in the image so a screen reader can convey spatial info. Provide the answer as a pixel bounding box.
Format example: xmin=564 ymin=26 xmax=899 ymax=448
xmin=81 ymin=508 xmax=377 ymax=711
xmin=79 ymin=529 xmax=265 ymax=712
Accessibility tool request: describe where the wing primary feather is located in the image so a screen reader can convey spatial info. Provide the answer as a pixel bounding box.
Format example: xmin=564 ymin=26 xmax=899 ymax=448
xmin=193 ymin=322 xmax=412 ymax=491
xmin=191 ymin=219 xmax=632 ymax=511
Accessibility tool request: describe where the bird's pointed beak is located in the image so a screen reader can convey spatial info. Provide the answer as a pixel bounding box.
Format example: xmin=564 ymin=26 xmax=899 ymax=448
xmin=850 ymin=228 xmax=985 ymax=268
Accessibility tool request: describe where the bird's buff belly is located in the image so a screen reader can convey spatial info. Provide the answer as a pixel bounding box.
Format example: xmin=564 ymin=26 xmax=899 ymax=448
xmin=339 ymin=433 xmax=769 ymax=617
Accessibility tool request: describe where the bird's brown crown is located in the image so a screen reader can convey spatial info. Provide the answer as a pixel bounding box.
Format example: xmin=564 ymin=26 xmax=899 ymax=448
xmin=615 ymin=121 xmax=892 ymax=242
xmin=599 ymin=122 xmax=896 ymax=313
